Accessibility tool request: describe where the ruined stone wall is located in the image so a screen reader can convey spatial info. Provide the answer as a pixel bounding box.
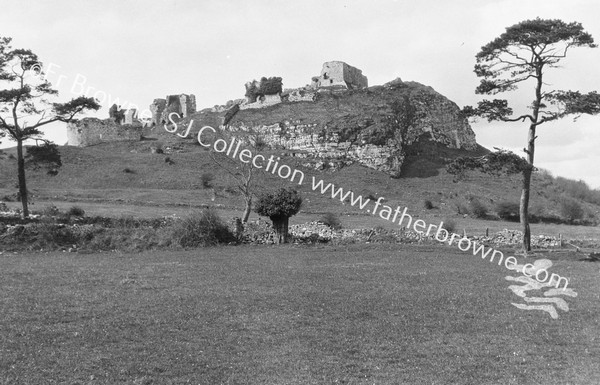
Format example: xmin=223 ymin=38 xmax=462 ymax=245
xmin=67 ymin=118 xmax=143 ymax=147
xmin=179 ymin=94 xmax=196 ymax=117
xmin=239 ymin=94 xmax=282 ymax=110
xmin=150 ymin=99 xmax=166 ymax=125
xmin=286 ymin=89 xmax=316 ymax=102
xmin=150 ymin=94 xmax=195 ymax=125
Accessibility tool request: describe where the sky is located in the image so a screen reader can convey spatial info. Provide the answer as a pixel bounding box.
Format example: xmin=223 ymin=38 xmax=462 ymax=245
xmin=2 ymin=0 xmax=600 ymax=188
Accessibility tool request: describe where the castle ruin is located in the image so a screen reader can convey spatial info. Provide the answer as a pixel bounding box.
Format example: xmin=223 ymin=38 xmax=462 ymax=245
xmin=229 ymin=61 xmax=368 ymax=112
xmin=67 ymin=118 xmax=143 ymax=147
xmin=150 ymin=94 xmax=196 ymax=125
xmin=311 ymin=61 xmax=368 ymax=90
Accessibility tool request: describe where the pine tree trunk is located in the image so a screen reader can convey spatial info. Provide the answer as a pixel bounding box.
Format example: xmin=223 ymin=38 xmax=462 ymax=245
xmin=520 ymin=65 xmax=542 ymax=253
xmin=520 ymin=167 xmax=532 ymax=252
xmin=16 ymin=139 xmax=29 ymax=218
xmin=271 ymin=216 xmax=289 ymax=244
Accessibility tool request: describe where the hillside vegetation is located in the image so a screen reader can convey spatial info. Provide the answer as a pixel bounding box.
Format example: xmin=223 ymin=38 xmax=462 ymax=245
xmin=1 ymin=129 xmax=598 ymax=233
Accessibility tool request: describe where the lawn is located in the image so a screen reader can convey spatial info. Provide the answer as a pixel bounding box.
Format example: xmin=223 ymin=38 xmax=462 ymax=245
xmin=1 ymin=244 xmax=599 ymax=384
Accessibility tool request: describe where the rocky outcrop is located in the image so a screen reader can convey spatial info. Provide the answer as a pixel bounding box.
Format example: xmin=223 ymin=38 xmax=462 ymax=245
xmin=219 ymin=78 xmax=476 ymax=176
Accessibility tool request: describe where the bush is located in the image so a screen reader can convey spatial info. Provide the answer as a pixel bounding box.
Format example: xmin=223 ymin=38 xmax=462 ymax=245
xmin=560 ymin=197 xmax=584 ymax=222
xmin=43 ymin=204 xmax=61 ymax=216
xmin=455 ymin=202 xmax=469 ymax=215
xmin=170 ymin=209 xmax=235 ymax=247
xmin=244 ymin=76 xmax=283 ymax=103
xmin=224 ymin=185 xmax=239 ymax=195
xmin=363 ymin=190 xmax=377 ymax=201
xmin=26 ymin=142 xmax=62 ymax=167
xmin=200 ymin=172 xmax=214 ymax=189
xmin=423 ymin=200 xmax=435 ymax=210
xmin=496 ymin=201 xmax=520 ymax=221
xmin=320 ymin=212 xmax=342 ymax=230
xmin=114 ymin=215 xmax=142 ymax=229
xmin=441 ymin=219 xmax=457 ymax=234
xmin=469 ymin=199 xmax=488 ymax=218
xmin=67 ymin=206 xmax=85 ymax=217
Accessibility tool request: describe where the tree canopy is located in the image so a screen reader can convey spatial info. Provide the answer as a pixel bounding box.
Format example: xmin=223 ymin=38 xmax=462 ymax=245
xmin=465 ymin=18 xmax=599 ymax=124
xmin=255 ymin=187 xmax=302 ymax=220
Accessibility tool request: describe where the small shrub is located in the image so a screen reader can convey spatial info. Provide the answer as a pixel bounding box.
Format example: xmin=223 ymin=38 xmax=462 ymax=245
xmin=43 ymin=204 xmax=61 ymax=216
xmin=67 ymin=206 xmax=85 ymax=217
xmin=170 ymin=209 xmax=235 ymax=247
xmin=423 ymin=200 xmax=435 ymax=210
xmin=496 ymin=201 xmax=520 ymax=221
xmin=441 ymin=219 xmax=457 ymax=234
xmin=364 ymin=190 xmax=377 ymax=201
xmin=26 ymin=142 xmax=62 ymax=167
xmin=320 ymin=212 xmax=342 ymax=230
xmin=469 ymin=199 xmax=488 ymax=218
xmin=201 ymin=172 xmax=214 ymax=189
xmin=114 ymin=215 xmax=142 ymax=229
xmin=250 ymin=136 xmax=267 ymax=151
xmin=224 ymin=185 xmax=239 ymax=195
xmin=455 ymin=202 xmax=469 ymax=215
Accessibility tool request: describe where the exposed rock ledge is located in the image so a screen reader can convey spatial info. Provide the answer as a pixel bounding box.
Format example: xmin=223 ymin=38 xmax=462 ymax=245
xmin=221 ymin=78 xmax=477 ymax=176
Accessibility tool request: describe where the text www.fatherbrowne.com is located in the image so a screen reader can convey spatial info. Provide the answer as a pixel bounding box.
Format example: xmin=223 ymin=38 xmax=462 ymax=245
xmin=169 ymin=119 xmax=571 ymax=290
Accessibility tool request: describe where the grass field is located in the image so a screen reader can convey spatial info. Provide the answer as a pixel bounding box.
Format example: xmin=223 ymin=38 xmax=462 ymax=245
xmin=1 ymin=244 xmax=599 ymax=384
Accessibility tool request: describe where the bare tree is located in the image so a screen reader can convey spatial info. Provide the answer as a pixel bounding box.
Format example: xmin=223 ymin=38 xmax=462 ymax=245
xmin=209 ymin=151 xmax=255 ymax=223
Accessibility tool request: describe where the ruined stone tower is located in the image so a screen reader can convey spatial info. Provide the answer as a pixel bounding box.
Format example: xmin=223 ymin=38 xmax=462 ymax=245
xmin=312 ymin=61 xmax=368 ymax=90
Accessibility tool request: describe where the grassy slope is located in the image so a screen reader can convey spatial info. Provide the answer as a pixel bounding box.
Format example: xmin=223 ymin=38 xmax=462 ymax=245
xmin=1 ymin=244 xmax=599 ymax=384
xmin=0 ymin=130 xmax=598 ymax=240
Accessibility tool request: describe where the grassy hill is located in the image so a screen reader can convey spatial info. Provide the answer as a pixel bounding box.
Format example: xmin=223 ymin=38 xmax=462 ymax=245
xmin=0 ymin=128 xmax=599 ymax=240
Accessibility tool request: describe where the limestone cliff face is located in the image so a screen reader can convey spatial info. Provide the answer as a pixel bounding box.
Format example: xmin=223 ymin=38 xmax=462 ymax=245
xmin=218 ymin=78 xmax=476 ymax=176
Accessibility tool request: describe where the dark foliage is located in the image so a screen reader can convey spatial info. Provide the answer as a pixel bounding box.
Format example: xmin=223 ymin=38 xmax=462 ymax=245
xmin=201 ymin=172 xmax=214 ymax=189
xmin=170 ymin=209 xmax=235 ymax=247
xmin=496 ymin=201 xmax=520 ymax=221
xmin=320 ymin=212 xmax=342 ymax=230
xmin=560 ymin=197 xmax=585 ymax=222
xmin=67 ymin=206 xmax=85 ymax=217
xmin=447 ymin=149 xmax=533 ymax=181
xmin=254 ymin=188 xmax=302 ymax=219
xmin=441 ymin=219 xmax=457 ymax=233
xmin=469 ymin=199 xmax=488 ymax=218
xmin=26 ymin=142 xmax=62 ymax=167
xmin=244 ymin=77 xmax=283 ymax=103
